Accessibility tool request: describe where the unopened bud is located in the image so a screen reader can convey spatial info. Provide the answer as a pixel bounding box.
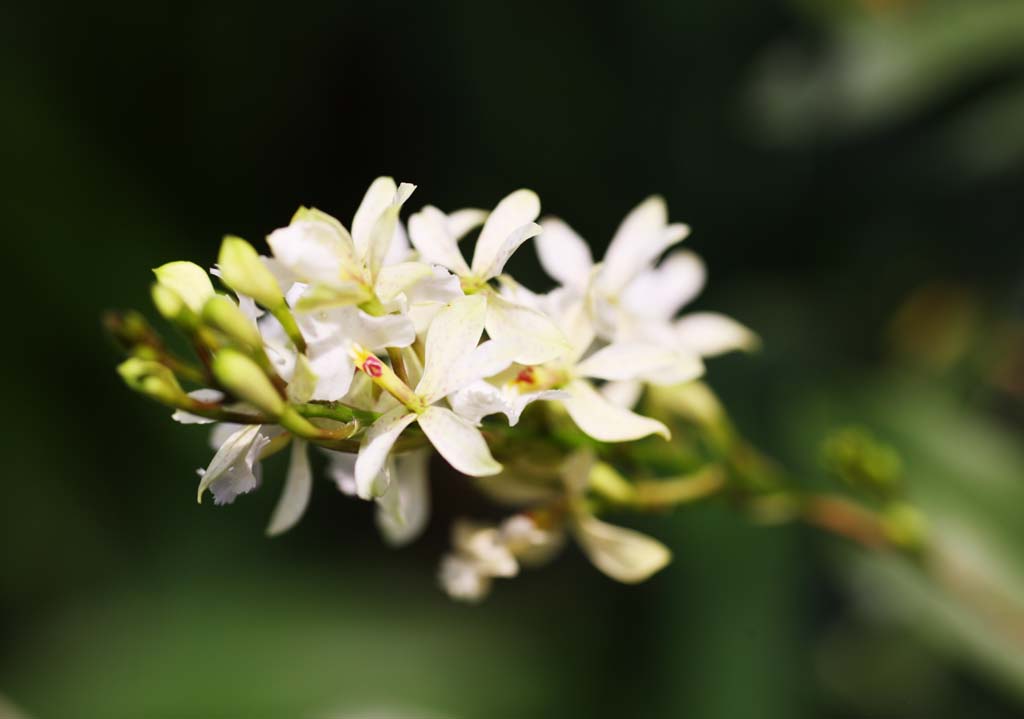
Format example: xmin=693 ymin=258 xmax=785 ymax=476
xmin=881 ymin=502 xmax=928 ymax=552
xmin=212 ymin=348 xmax=285 ymax=417
xmin=117 ymin=358 xmax=187 ymax=406
xmin=152 ymin=261 xmax=215 ymax=313
xmin=201 ymin=294 xmax=263 ymax=349
xmin=217 ymin=236 xmax=285 ymax=310
xmin=103 ymin=310 xmax=161 ymax=352
xmin=151 ymin=283 xmax=198 ymax=329
xmin=822 ymin=427 xmax=903 ymax=498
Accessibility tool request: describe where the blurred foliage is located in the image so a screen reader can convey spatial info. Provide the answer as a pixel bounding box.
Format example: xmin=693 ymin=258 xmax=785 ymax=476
xmin=2 ymin=0 xmax=1023 ymax=717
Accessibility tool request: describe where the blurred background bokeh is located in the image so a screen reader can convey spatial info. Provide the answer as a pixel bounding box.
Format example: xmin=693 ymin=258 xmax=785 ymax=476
xmin=3 ymin=1 xmax=1024 ymax=716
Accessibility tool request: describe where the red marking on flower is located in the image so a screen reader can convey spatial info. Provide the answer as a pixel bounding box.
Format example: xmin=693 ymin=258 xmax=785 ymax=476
xmin=363 ymin=356 xmax=384 ymax=378
xmin=515 ymin=366 xmax=536 ymax=386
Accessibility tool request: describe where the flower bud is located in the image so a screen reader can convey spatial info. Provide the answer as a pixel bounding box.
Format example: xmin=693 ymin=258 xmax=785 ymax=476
xmin=117 ymin=358 xmax=188 ymax=406
xmin=217 ymin=236 xmax=285 ymax=310
xmin=151 ymin=283 xmax=198 ymax=329
xmin=201 ymin=294 xmax=263 ymax=349
xmin=152 ymin=261 xmax=214 ymax=313
xmin=212 ymin=348 xmax=285 ymax=417
xmin=103 ymin=310 xmax=161 ymax=353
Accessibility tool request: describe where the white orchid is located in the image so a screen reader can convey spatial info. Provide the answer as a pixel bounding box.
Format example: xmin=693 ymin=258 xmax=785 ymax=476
xmin=117 ymin=178 xmax=765 ymax=603
xmin=537 ymin=195 xmax=758 ymax=358
xmin=351 ymin=294 xmax=515 ymax=499
xmin=408 ymin=190 xmax=569 ymax=364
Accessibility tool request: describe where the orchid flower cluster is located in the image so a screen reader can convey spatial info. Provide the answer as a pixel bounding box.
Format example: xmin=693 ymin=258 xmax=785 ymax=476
xmin=109 ymin=177 xmax=760 ymax=602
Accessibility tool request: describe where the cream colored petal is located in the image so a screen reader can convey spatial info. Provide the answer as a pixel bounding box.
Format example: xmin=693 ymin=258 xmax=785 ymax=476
xmin=575 ymin=342 xmax=681 ymax=382
xmin=266 ymin=439 xmax=312 ymax=536
xmin=620 ymin=250 xmax=706 ymax=320
xmin=536 ymin=217 xmax=594 ymax=291
xmin=574 ymin=513 xmax=672 ymax=584
xmin=447 ymin=208 xmax=487 ymax=240
xmin=474 ymin=221 xmax=541 ymax=281
xmin=416 ymin=295 xmax=488 ymax=402
xmin=354 ymin=406 xmax=418 ymax=499
xmin=674 ymin=312 xmax=759 ymax=357
xmin=408 ymin=205 xmax=471 ymax=275
xmin=153 ymin=261 xmax=215 ymax=313
xmin=600 ymin=196 xmax=690 ymax=294
xmin=484 ymin=292 xmax=570 ymax=366
xmin=373 ymin=261 xmax=433 ymax=304
xmin=376 ymin=449 xmax=431 ymax=547
xmin=267 ymin=218 xmax=358 ymax=286
xmin=351 ymin=176 xmax=397 ymax=258
xmin=418 ymin=406 xmax=501 ymax=477
xmin=562 ymin=379 xmax=670 ymax=442
xmin=471 ymin=189 xmax=541 ymax=277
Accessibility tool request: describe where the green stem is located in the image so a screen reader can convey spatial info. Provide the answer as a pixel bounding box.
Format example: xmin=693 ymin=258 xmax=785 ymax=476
xmin=295 ymin=401 xmax=378 ymax=424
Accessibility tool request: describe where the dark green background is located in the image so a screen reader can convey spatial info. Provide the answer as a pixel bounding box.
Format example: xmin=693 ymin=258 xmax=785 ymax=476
xmin=3 ymin=1 xmax=1024 ymax=717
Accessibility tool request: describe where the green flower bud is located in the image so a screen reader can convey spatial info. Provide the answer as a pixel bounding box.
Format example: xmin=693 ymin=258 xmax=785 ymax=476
xmin=152 ymin=261 xmax=214 ymax=313
xmin=201 ymin=294 xmax=263 ymax=349
xmin=212 ymin=348 xmax=285 ymax=417
xmin=103 ymin=310 xmax=161 ymax=353
xmin=881 ymin=502 xmax=928 ymax=552
xmin=217 ymin=236 xmax=284 ymax=310
xmin=821 ymin=427 xmax=903 ymax=498
xmin=151 ymin=283 xmax=198 ymax=328
xmin=117 ymin=358 xmax=187 ymax=406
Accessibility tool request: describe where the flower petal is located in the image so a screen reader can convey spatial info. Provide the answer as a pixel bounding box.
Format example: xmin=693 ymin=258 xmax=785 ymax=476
xmin=171 ymin=389 xmax=225 ymax=425
xmin=373 ymin=261 xmax=434 ymax=304
xmin=449 ymin=380 xmax=566 ymax=426
xmin=573 ymin=513 xmax=672 ymax=584
xmin=196 ymin=424 xmax=270 ymax=504
xmin=438 ymin=554 xmax=492 ymax=602
xmin=471 ymin=189 xmax=541 ymax=278
xmin=674 ymin=312 xmax=759 ymax=357
xmin=418 ymin=406 xmax=501 ymax=477
xmin=408 ymin=206 xmax=472 ymax=275
xmin=562 ymin=379 xmax=670 ymax=442
xmin=267 ymin=217 xmax=359 ymax=286
xmin=375 ymin=449 xmax=431 ymax=547
xmin=474 ymin=221 xmax=542 ymax=281
xmin=484 ymin=292 xmax=570 ymax=365
xmin=600 ymin=196 xmax=690 ymax=294
xmin=447 ymin=208 xmax=487 ymax=240
xmin=536 ymin=217 xmax=594 ymax=291
xmin=266 ymin=439 xmax=312 ymax=536
xmin=416 ymin=295 xmax=488 ymax=402
xmin=575 ymin=342 xmax=682 ymax=382
xmin=354 ymin=406 xmax=418 ymax=499
xmin=600 ymin=379 xmax=643 ymax=409
xmin=620 ymin=250 xmax=705 ymax=320
xmin=351 ymin=177 xmax=398 ymax=259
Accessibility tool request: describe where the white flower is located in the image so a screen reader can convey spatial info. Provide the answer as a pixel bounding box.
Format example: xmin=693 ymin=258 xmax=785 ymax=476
xmin=352 ymin=295 xmax=514 ymax=499
xmin=196 ymin=424 xmax=271 ymax=505
xmin=327 ymin=448 xmax=432 ymax=547
xmin=408 ymin=190 xmax=569 ymax=364
xmin=495 ymin=289 xmax=694 ymax=442
xmin=438 ymin=554 xmax=492 ymax=603
xmin=537 ymin=196 xmax=757 ymax=357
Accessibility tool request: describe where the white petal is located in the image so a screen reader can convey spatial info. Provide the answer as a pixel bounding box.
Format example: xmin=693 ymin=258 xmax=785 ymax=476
xmin=438 ymin=554 xmax=492 ymax=602
xmin=267 ymin=218 xmax=359 ymax=286
xmin=536 ymin=217 xmax=594 ymax=291
xmin=484 ymin=292 xmax=570 ymax=365
xmin=354 ymin=406 xmax=418 ymax=499
xmin=197 ymin=424 xmax=270 ymax=504
xmin=474 ymin=221 xmax=542 ymax=281
xmin=573 ymin=513 xmax=672 ymax=584
xmin=600 ymin=380 xmax=644 ymax=409
xmin=266 ymin=439 xmax=312 ymax=536
xmin=562 ymin=379 xmax=670 ymax=442
xmin=500 ymin=514 xmax=567 ymax=567
xmin=449 ymin=380 xmax=566 ymax=426
xmin=306 ymin=334 xmax=355 ymax=401
xmin=620 ymin=250 xmax=706 ymax=320
xmin=172 ymin=389 xmax=225 ymax=424
xmin=351 ymin=177 xmax=398 ymax=259
xmin=375 ymin=449 xmax=431 ymax=547
xmin=373 ymin=261 xmax=433 ymax=304
xmin=575 ymin=342 xmax=682 ymax=382
xmin=600 ymin=196 xmax=690 ymax=294
xmin=452 ymin=520 xmax=518 ymax=577
xmin=471 ymin=189 xmax=541 ymax=278
xmin=363 ymin=180 xmax=416 ymax=276
xmin=324 ymin=450 xmax=357 ymax=495
xmin=418 ymin=406 xmax=501 ymax=477
xmin=674 ymin=312 xmax=759 ymax=357
xmin=447 ymin=208 xmax=487 ymax=240
xmin=408 ymin=206 xmax=471 ymax=275
xmin=415 ymin=295 xmax=488 ymax=403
